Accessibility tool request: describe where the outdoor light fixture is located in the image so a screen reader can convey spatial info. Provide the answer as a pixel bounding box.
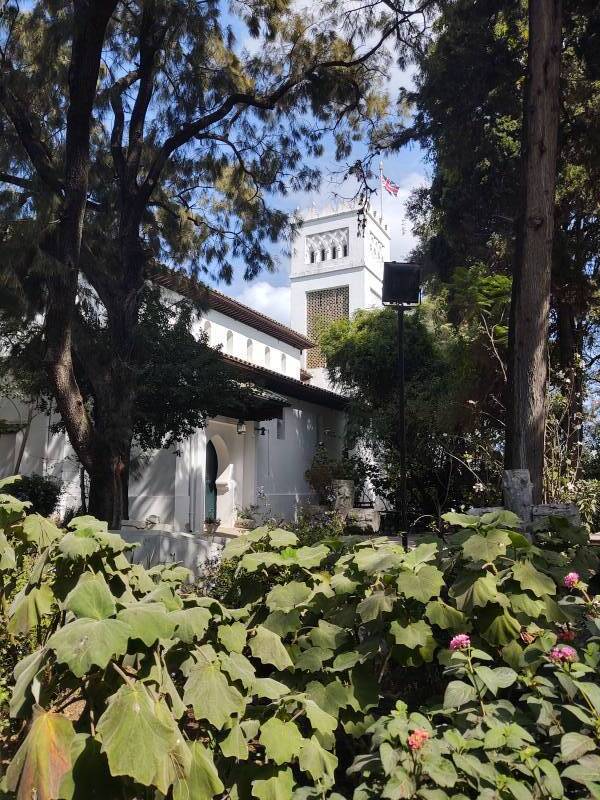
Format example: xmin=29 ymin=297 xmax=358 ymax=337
xmin=382 ymin=261 xmax=421 ymax=545
xmin=255 ymin=425 xmax=266 ymax=436
xmin=236 ymin=419 xmax=247 ymax=435
xmin=382 ymin=261 xmax=421 ymax=306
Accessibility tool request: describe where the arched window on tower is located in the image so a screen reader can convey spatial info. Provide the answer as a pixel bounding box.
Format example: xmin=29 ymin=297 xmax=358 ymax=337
xmin=331 ymin=246 xmax=337 ymax=259
xmin=342 ymin=243 xmax=348 ymax=257
xmin=265 ymin=347 xmax=271 ymax=368
xmin=281 ymin=354 xmax=287 ymax=374
xmin=226 ymin=330 xmax=234 ymax=354
xmin=246 ymin=338 xmax=253 ymax=361
xmin=320 ymin=247 xmax=326 ymax=261
xmin=309 ymin=250 xmax=316 ymax=264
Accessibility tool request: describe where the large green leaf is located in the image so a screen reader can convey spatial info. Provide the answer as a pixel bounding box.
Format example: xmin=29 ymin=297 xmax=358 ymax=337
xmin=0 ymin=531 xmax=16 ymax=571
xmin=117 ymin=602 xmax=176 ymax=645
xmin=443 ymin=680 xmax=476 ymax=709
xmin=398 ymin=566 xmax=444 ymax=603
xmin=220 ymin=723 xmax=249 ymax=760
xmin=263 ymin=609 xmax=302 ymax=637
xmin=268 ymin=529 xmax=299 ymax=548
xmin=10 ymin=648 xmax=48 ymax=718
xmin=425 ymin=600 xmax=467 ymax=631
xmin=21 ymin=514 xmax=63 ymax=548
xmin=8 ymin=583 xmax=54 ymax=636
xmin=252 ymin=768 xmax=294 ymax=800
xmin=450 ymin=572 xmax=505 ymax=613
xmin=353 ymin=547 xmax=404 ymax=574
xmin=4 ymin=708 xmax=75 ymax=800
xmin=390 ymin=619 xmax=433 ymax=648
xmin=560 ymin=732 xmax=596 ymax=763
xmin=183 ymin=661 xmax=246 ymax=728
xmin=251 ymin=677 xmax=290 ymax=700
xmin=295 ymin=646 xmax=333 ymax=672
xmin=309 ymin=620 xmax=348 ymax=650
xmin=68 ymin=515 xmax=108 ymax=532
xmin=0 ymin=474 xmax=22 ymax=489
xmin=173 ymin=741 xmax=224 ymax=800
xmin=298 ymin=736 xmax=338 ymax=783
xmin=302 ymin=699 xmax=338 ymax=737
xmin=461 ymin=531 xmax=511 ymax=563
xmin=170 ymin=607 xmax=212 ymax=643
xmin=442 ymin=512 xmax=481 ymax=528
xmin=511 ymin=561 xmax=555 ymax=597
xmin=249 ymin=625 xmax=293 ymax=670
xmin=478 ymin=607 xmax=521 ymax=646
xmin=259 ymin=717 xmax=304 ymax=765
xmin=357 ymin=590 xmax=395 ymax=622
xmin=49 ymin=617 xmax=130 ymax=677
xmin=97 ymin=682 xmax=188 ymax=794
xmin=217 ymin=621 xmax=247 ymax=653
xmin=64 ymin=573 xmax=115 ymax=620
xmin=219 ymin=651 xmax=256 ymax=688
xmin=266 ymin=581 xmax=311 ymax=612
xmin=58 ymin=532 xmax=101 ymax=560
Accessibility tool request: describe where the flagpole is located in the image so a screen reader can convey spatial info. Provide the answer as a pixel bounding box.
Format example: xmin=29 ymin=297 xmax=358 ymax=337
xmin=379 ymin=160 xmax=384 ymax=219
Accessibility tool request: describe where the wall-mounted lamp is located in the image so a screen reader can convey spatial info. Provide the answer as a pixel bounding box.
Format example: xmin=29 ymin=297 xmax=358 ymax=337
xmin=254 ymin=425 xmax=266 ymax=436
xmin=236 ymin=419 xmax=247 ymax=435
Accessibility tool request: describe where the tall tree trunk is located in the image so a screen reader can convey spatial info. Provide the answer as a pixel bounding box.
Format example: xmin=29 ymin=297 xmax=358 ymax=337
xmin=40 ymin=2 xmax=119 ymax=518
xmin=505 ymin=0 xmax=562 ymax=503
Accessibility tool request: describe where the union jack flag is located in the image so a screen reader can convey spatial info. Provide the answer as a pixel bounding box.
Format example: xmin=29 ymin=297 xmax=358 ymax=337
xmin=381 ymin=174 xmax=400 ymax=197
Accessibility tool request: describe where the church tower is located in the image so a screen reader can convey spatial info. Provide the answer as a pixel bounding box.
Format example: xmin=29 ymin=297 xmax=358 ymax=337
xmin=290 ymin=203 xmax=391 ymax=388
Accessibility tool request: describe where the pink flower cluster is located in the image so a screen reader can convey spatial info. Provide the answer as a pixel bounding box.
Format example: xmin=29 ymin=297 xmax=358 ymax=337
xmin=549 ymin=645 xmax=578 ymax=664
xmin=407 ymin=729 xmax=430 ymax=751
xmin=449 ymin=633 xmax=471 ymax=651
xmin=563 ymin=572 xmax=580 ymax=589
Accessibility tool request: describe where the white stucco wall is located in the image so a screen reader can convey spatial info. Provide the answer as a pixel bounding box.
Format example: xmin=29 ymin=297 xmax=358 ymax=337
xmin=193 ymin=308 xmax=302 ymax=379
xmin=289 ymin=205 xmax=390 ymax=390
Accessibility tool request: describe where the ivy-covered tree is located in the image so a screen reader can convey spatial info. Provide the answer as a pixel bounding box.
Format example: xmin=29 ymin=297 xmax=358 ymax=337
xmin=0 ymin=0 xmax=433 ymax=526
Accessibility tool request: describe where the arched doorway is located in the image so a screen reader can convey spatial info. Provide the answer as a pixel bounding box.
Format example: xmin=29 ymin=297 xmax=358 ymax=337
xmin=205 ymin=440 xmax=218 ymax=520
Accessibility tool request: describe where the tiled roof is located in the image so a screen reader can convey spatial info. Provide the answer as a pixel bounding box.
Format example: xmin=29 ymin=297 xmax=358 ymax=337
xmin=221 ymin=354 xmax=347 ymax=411
xmin=149 ymin=265 xmax=315 ymax=351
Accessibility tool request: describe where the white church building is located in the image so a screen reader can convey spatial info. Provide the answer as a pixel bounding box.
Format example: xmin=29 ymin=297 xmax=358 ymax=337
xmin=0 ymin=204 xmax=390 ymax=531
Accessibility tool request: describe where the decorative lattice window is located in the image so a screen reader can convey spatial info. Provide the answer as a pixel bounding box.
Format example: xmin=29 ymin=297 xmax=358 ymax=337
xmin=306 ymin=286 xmax=349 ymax=368
xmin=304 ymin=227 xmax=349 ymax=265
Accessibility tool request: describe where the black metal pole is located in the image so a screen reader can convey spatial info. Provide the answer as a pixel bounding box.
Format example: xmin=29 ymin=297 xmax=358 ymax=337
xmin=398 ymin=305 xmax=407 ymax=548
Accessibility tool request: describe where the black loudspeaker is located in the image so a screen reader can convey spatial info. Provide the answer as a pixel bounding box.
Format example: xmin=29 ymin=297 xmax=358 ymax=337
xmin=382 ymin=262 xmax=421 ymax=305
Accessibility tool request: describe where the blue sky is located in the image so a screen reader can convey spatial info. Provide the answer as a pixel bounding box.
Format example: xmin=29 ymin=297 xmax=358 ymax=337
xmin=223 ymin=141 xmax=428 ymax=325
xmin=206 ymin=4 xmax=430 ymax=325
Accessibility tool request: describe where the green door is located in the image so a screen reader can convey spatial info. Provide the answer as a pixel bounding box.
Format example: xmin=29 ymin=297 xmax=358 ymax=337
xmin=205 ymin=440 xmax=218 ymax=521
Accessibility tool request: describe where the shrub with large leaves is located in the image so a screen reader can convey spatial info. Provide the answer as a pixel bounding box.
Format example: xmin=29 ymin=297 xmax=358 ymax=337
xmin=0 ymin=475 xmax=599 ymax=799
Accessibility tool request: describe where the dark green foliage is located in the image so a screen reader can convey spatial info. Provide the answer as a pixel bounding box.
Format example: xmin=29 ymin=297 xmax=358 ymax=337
xmin=1 ymin=477 xmax=600 ymax=798
xmin=9 ymin=474 xmax=62 ymax=518
xmin=319 ymin=302 xmax=507 ymax=522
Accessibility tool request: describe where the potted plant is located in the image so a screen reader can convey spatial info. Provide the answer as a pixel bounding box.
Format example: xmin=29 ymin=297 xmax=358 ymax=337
xmin=203 ymin=516 xmax=220 ymax=536
xmin=234 ymin=505 xmax=257 ymax=530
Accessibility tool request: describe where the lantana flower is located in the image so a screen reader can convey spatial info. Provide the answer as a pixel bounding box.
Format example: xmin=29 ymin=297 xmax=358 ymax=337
xmin=449 ymin=633 xmax=471 ymax=651
xmin=407 ymin=729 xmax=430 ymax=751
xmin=549 ymin=645 xmax=578 ymax=664
xmin=563 ymin=572 xmax=580 ymax=589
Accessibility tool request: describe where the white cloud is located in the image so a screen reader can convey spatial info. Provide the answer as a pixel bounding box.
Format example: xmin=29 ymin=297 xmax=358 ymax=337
xmin=234 ymin=281 xmax=292 ymax=326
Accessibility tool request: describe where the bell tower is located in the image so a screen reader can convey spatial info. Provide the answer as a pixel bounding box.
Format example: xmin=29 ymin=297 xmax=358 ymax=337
xmin=289 ymin=203 xmax=391 ymax=388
